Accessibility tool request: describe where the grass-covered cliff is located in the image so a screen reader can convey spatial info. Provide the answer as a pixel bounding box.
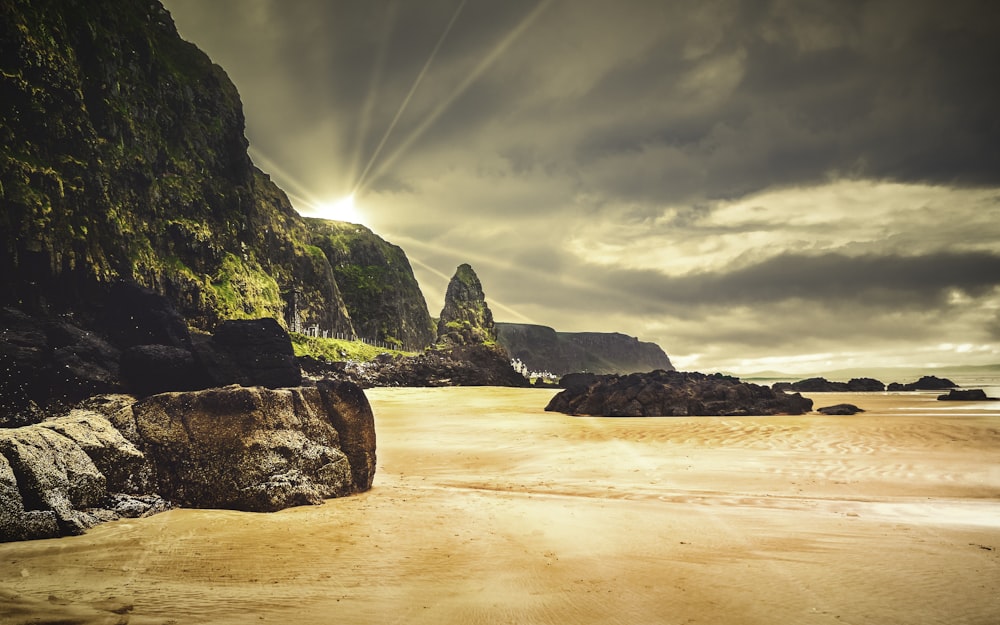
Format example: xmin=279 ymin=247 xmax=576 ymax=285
xmin=0 ymin=0 xmax=430 ymax=344
xmin=308 ymin=219 xmax=435 ymax=350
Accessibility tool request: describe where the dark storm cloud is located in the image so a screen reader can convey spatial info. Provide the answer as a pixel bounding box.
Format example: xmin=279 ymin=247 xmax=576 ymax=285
xmin=165 ymin=0 xmax=1000 ymax=201
xmin=492 ymin=251 xmax=1000 ymax=315
xmin=628 ymin=251 xmax=1000 ymax=308
xmin=562 ymin=1 xmax=1000 ymax=205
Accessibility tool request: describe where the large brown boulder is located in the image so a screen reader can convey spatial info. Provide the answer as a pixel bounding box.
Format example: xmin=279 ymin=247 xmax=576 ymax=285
xmin=1 ymin=381 xmax=376 ymax=542
xmin=546 ymin=370 xmax=813 ymax=417
xmin=131 ymin=383 xmax=375 ymax=511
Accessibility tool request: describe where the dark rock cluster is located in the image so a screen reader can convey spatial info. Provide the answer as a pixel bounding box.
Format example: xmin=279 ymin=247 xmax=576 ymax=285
xmin=546 ymin=370 xmax=813 ymax=417
xmin=2 ymin=283 xmax=304 ymax=427
xmin=1 ymin=307 xmax=121 ymax=427
xmin=937 ymin=389 xmax=995 ymax=401
xmin=887 ymin=376 xmax=957 ymax=391
xmin=1 ymin=285 xmax=377 ymax=542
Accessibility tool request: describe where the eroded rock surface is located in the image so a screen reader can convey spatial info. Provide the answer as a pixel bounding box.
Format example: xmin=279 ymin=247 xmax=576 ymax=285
xmin=132 ymin=382 xmax=372 ymax=512
xmin=1 ymin=381 xmax=376 ymax=542
xmin=0 ymin=411 xmax=165 ymax=541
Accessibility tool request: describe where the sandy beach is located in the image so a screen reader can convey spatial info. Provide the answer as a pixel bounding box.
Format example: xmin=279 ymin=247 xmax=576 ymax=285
xmin=2 ymin=386 xmax=999 ymax=624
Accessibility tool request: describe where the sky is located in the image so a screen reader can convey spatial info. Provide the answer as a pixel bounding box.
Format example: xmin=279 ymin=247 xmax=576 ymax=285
xmin=162 ymin=0 xmax=1000 ymax=375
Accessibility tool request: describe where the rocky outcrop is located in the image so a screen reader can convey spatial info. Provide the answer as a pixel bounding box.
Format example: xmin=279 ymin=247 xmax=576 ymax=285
xmin=559 ymin=372 xmax=601 ymax=392
xmin=772 ymin=377 xmax=885 ymax=392
xmin=1 ymin=380 xmax=375 ymax=542
xmin=308 ymin=220 xmax=436 ymax=350
xmin=4 ymin=280 xmax=306 ymax=421
xmin=436 ymin=264 xmax=497 ymax=347
xmin=199 ymin=318 xmax=302 ymax=389
xmin=130 ymin=382 xmax=373 ymax=511
xmin=99 ymin=281 xmax=193 ymax=350
xmin=937 ymin=389 xmax=995 ymax=401
xmin=496 ymin=322 xmax=673 ymax=375
xmin=545 ymin=370 xmax=813 ymax=417
xmin=817 ymin=404 xmax=865 ymax=415
xmin=887 ymin=376 xmax=957 ymax=391
xmin=1 ymin=307 xmax=121 ymax=427
xmin=120 ymin=344 xmax=205 ymax=397
xmin=846 ymin=377 xmax=886 ymax=391
xmin=117 ymin=317 xmax=302 ymax=397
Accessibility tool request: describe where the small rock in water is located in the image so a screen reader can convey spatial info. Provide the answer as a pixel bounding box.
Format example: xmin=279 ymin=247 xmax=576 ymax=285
xmin=817 ymin=404 xmax=864 ymax=415
xmin=937 ymin=389 xmax=993 ymax=401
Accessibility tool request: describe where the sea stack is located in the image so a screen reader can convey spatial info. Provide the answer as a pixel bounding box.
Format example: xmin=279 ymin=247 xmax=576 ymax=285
xmin=436 ymin=264 xmax=498 ymax=347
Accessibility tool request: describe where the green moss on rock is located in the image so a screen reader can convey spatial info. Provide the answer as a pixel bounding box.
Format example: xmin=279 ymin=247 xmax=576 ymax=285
xmin=308 ymin=219 xmax=435 ymax=349
xmin=436 ymin=263 xmax=499 ymax=347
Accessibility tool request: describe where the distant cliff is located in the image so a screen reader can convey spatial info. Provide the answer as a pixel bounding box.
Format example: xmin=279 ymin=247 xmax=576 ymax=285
xmin=0 ymin=0 xmax=430 ymax=345
xmin=496 ymin=322 xmax=673 ymax=375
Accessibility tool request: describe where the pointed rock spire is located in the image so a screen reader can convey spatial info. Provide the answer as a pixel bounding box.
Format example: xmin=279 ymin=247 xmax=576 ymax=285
xmin=436 ymin=264 xmax=498 ymax=346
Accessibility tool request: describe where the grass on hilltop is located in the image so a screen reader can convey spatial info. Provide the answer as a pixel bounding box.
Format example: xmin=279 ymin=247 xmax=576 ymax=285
xmin=290 ymin=332 xmax=417 ymax=362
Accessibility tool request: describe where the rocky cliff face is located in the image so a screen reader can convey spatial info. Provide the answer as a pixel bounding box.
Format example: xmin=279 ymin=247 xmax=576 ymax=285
xmin=436 ymin=264 xmax=498 ymax=346
xmin=0 ymin=0 xmax=427 ymax=339
xmin=496 ymin=322 xmax=674 ymax=375
xmin=309 ymin=219 xmax=435 ymax=350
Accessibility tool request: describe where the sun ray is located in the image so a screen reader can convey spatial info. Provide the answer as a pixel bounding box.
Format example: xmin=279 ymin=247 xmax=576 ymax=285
xmin=353 ymin=0 xmax=467 ymax=195
xmin=355 ymin=0 xmax=553 ymax=196
xmin=407 ymin=254 xmax=538 ymax=325
xmin=248 ymin=146 xmax=326 ymax=209
xmin=345 ymin=2 xmax=399 ymax=193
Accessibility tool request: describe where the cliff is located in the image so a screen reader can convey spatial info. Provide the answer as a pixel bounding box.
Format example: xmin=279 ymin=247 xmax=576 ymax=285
xmin=496 ymin=322 xmax=674 ymax=375
xmin=308 ymin=219 xmax=435 ymax=350
xmin=0 ymin=0 xmax=428 ymax=340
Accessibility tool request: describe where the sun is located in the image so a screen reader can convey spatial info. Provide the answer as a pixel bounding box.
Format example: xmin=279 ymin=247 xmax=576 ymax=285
xmin=315 ymin=194 xmax=364 ymax=224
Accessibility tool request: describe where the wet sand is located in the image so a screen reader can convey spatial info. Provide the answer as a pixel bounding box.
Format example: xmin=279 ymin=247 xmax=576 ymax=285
xmin=2 ymin=387 xmax=999 ymax=624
